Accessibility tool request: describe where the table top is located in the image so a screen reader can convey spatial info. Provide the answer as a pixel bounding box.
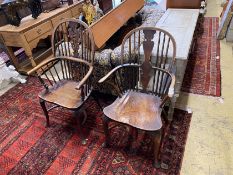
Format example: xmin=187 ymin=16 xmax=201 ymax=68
xmin=156 ymin=8 xmax=199 ymax=60
xmin=90 ymin=0 xmax=144 ymax=49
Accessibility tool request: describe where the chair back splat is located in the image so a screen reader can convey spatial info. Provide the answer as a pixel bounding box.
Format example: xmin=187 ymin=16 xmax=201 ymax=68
xmin=52 ymin=19 xmax=95 ymax=63
xmin=121 ymin=27 xmax=176 ymax=70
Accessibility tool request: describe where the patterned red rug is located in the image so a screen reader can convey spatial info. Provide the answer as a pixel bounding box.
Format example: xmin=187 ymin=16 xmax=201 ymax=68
xmin=181 ymin=17 xmax=221 ymax=97
xmin=0 ymin=77 xmax=192 ymax=175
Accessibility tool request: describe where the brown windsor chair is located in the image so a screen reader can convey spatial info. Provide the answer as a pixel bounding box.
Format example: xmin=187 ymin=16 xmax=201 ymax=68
xmin=98 ymin=26 xmax=176 ymax=168
xmin=28 ymin=19 xmax=99 ymax=145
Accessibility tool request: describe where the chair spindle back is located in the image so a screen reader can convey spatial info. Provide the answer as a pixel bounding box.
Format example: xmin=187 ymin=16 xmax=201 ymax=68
xmin=52 ymin=19 xmax=95 ymax=63
xmin=121 ymin=27 xmax=176 ymax=72
xmin=108 ymin=27 xmax=176 ymax=98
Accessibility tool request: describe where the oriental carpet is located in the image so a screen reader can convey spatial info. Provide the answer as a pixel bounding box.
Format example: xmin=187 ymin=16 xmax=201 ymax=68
xmin=181 ymin=17 xmax=221 ymax=96
xmin=0 ymin=77 xmax=192 ymax=175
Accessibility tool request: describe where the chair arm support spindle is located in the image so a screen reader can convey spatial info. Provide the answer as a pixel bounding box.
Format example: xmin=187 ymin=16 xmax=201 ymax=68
xmin=168 ymin=74 xmax=175 ymax=98
xmin=76 ymin=65 xmax=93 ymax=90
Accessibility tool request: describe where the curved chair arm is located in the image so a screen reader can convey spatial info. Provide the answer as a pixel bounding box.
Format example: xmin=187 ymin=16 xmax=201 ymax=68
xmin=28 ymin=56 xmax=92 ymax=75
xmin=28 ymin=56 xmax=93 ymax=90
xmin=98 ymin=63 xmax=139 ymax=83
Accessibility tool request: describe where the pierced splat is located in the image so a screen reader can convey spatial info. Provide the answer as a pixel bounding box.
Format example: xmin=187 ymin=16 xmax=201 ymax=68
xmin=52 ymin=19 xmax=94 ymax=63
xmin=141 ymin=30 xmax=156 ymax=90
xmin=68 ymin=23 xmax=82 ymax=58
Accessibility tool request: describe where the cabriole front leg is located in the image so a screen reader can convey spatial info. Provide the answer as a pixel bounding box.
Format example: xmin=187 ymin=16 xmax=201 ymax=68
xmin=102 ymin=114 xmax=110 ymax=148
xmin=39 ymin=99 xmax=50 ymax=127
xmin=150 ymin=130 xmax=162 ymax=169
xmin=74 ymin=109 xmax=87 ymax=145
xmin=24 ymin=49 xmax=36 ymax=67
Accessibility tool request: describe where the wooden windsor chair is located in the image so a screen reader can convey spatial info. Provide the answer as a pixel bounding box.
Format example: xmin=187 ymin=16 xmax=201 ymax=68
xmin=28 ymin=19 xmax=99 ymax=145
xmin=99 ymin=26 xmax=176 ymax=168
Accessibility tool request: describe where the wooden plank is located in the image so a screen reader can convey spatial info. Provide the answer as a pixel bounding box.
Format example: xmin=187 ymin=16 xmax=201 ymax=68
xmin=217 ymin=0 xmax=233 ymax=39
xmin=90 ymin=0 xmax=144 ymax=49
xmin=166 ymin=0 xmax=201 ymax=9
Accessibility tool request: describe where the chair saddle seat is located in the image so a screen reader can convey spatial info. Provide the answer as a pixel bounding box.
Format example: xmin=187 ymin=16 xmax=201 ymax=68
xmin=103 ymin=91 xmax=162 ymax=131
xmin=39 ymin=80 xmax=82 ymax=109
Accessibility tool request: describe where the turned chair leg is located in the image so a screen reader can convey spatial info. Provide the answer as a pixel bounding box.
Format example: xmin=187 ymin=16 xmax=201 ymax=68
xmin=81 ymin=108 xmax=87 ymax=125
xmin=74 ymin=109 xmax=87 ymax=145
xmin=39 ymin=99 xmax=50 ymax=127
xmin=102 ymin=114 xmax=110 ymax=147
xmin=125 ymin=127 xmax=138 ymax=154
xmin=125 ymin=126 xmax=133 ymax=151
xmin=92 ymin=92 xmax=103 ymax=110
xmin=152 ymin=130 xmax=162 ymax=169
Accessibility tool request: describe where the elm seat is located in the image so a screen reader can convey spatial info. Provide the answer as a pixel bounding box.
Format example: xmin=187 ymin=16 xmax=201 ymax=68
xmin=103 ymin=91 xmax=162 ymax=131
xmin=39 ymin=80 xmax=82 ymax=109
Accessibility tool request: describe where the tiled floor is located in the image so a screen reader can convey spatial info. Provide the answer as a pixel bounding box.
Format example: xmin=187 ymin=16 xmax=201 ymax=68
xmin=0 ymin=1 xmax=232 ymax=174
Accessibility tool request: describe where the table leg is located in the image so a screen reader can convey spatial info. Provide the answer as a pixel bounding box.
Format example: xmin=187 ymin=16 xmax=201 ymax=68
xmin=24 ymin=49 xmax=36 ymax=67
xmin=5 ymin=46 xmax=19 ymax=70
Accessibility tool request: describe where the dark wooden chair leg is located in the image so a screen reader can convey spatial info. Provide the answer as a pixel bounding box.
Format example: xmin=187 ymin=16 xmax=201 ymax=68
xmin=39 ymin=99 xmax=50 ymax=127
xmin=152 ymin=130 xmax=162 ymax=168
xmin=81 ymin=108 xmax=87 ymax=125
xmin=159 ymin=126 xmax=169 ymax=170
xmin=125 ymin=126 xmax=133 ymax=152
xmin=102 ymin=114 xmax=110 ymax=147
xmin=91 ymin=92 xmax=103 ymax=110
xmin=125 ymin=127 xmax=138 ymax=154
xmin=74 ymin=109 xmax=87 ymax=145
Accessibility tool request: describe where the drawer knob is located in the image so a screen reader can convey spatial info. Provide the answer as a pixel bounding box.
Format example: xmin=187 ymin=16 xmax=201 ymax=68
xmin=37 ymin=29 xmax=42 ymax=34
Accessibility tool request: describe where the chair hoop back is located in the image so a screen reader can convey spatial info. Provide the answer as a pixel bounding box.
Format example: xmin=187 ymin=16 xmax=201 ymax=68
xmin=120 ymin=26 xmax=176 ymax=72
xmin=52 ymin=19 xmax=95 ymax=63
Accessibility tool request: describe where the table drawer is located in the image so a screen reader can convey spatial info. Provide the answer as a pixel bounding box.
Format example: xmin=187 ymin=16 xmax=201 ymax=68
xmin=24 ymin=21 xmax=52 ymax=42
xmin=51 ymin=10 xmax=72 ymax=27
xmin=71 ymin=4 xmax=82 ymax=17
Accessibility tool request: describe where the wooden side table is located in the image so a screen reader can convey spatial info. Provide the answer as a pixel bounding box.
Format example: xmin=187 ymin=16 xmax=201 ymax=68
xmin=0 ymin=1 xmax=83 ymax=74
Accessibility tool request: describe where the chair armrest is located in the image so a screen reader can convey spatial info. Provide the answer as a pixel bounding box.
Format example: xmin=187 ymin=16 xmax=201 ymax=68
xmin=98 ymin=63 xmax=138 ymax=83
xmin=28 ymin=56 xmax=93 ymax=75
